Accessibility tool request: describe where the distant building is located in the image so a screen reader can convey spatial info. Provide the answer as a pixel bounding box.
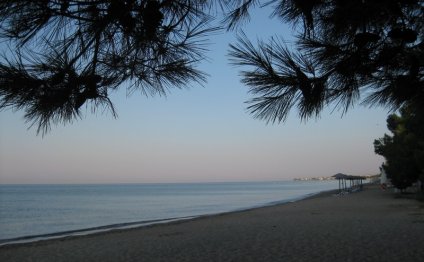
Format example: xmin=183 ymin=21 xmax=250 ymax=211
xmin=380 ymin=166 xmax=388 ymax=185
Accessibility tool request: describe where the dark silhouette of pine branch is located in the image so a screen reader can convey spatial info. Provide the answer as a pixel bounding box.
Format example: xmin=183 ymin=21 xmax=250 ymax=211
xmin=226 ymin=0 xmax=424 ymax=122
xmin=219 ymin=0 xmax=260 ymax=31
xmin=0 ymin=0 xmax=218 ymax=134
xmin=2 ymin=1 xmax=423 ymax=132
xmin=229 ymin=34 xmax=328 ymax=122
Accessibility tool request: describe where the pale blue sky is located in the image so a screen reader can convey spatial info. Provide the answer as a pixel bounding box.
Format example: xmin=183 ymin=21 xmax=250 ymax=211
xmin=0 ymin=6 xmax=388 ymax=184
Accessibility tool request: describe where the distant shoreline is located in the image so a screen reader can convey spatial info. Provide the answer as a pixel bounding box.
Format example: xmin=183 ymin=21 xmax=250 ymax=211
xmin=0 ymin=187 xmax=338 ymax=247
xmin=1 ymin=184 xmax=422 ymax=262
xmin=293 ymin=174 xmax=379 ymax=181
xmin=0 ymin=181 xmax=340 ymax=243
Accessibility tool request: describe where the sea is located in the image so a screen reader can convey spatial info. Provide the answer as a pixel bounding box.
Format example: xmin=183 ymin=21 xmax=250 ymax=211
xmin=0 ymin=180 xmax=339 ymax=245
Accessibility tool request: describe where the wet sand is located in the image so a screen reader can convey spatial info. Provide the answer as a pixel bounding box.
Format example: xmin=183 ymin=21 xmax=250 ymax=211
xmin=1 ymin=184 xmax=423 ymax=262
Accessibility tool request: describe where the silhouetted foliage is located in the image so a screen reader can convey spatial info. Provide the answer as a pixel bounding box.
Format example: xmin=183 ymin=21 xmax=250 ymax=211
xmin=374 ymin=103 xmax=424 ymax=191
xmin=0 ymin=0 xmax=216 ymax=134
xmin=2 ymin=1 xmax=423 ymax=133
xmin=225 ymin=0 xmax=424 ymax=122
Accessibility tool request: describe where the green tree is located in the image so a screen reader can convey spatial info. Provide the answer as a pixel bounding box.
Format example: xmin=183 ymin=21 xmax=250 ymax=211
xmin=374 ymin=104 xmax=424 ymax=191
xmin=0 ymin=0 xmax=217 ymax=134
xmin=225 ymin=0 xmax=423 ymax=122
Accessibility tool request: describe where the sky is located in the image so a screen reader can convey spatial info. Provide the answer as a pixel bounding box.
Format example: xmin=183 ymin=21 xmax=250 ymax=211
xmin=0 ymin=5 xmax=389 ymax=184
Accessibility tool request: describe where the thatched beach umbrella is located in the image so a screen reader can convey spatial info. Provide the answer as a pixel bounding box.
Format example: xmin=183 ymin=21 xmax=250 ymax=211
xmin=332 ymin=173 xmax=349 ymax=193
xmin=347 ymin=176 xmax=366 ymax=190
xmin=333 ymin=173 xmax=366 ymax=193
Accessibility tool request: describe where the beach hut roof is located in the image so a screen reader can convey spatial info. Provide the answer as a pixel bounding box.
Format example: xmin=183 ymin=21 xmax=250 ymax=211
xmin=332 ymin=173 xmax=348 ymax=179
xmin=347 ymin=175 xmax=366 ymax=180
xmin=332 ymin=173 xmax=367 ymax=180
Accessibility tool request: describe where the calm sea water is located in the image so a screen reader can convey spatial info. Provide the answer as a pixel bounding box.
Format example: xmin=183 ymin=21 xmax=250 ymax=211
xmin=0 ymin=181 xmax=339 ymax=243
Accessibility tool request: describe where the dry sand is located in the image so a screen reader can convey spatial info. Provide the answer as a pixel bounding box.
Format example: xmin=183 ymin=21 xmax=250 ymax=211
xmin=1 ymin=185 xmax=423 ymax=262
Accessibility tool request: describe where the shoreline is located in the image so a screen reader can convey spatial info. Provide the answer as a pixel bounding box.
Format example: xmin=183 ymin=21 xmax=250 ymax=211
xmin=0 ymin=216 xmax=197 ymax=247
xmin=0 ymin=188 xmax=339 ymax=247
xmin=1 ymin=184 xmax=423 ymax=261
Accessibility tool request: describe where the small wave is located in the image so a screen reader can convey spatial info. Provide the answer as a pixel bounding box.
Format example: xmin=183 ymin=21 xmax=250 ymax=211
xmin=0 ymin=216 xmax=196 ymax=246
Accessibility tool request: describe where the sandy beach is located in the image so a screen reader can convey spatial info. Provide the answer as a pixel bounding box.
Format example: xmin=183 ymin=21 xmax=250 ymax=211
xmin=1 ymin=184 xmax=423 ymax=262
